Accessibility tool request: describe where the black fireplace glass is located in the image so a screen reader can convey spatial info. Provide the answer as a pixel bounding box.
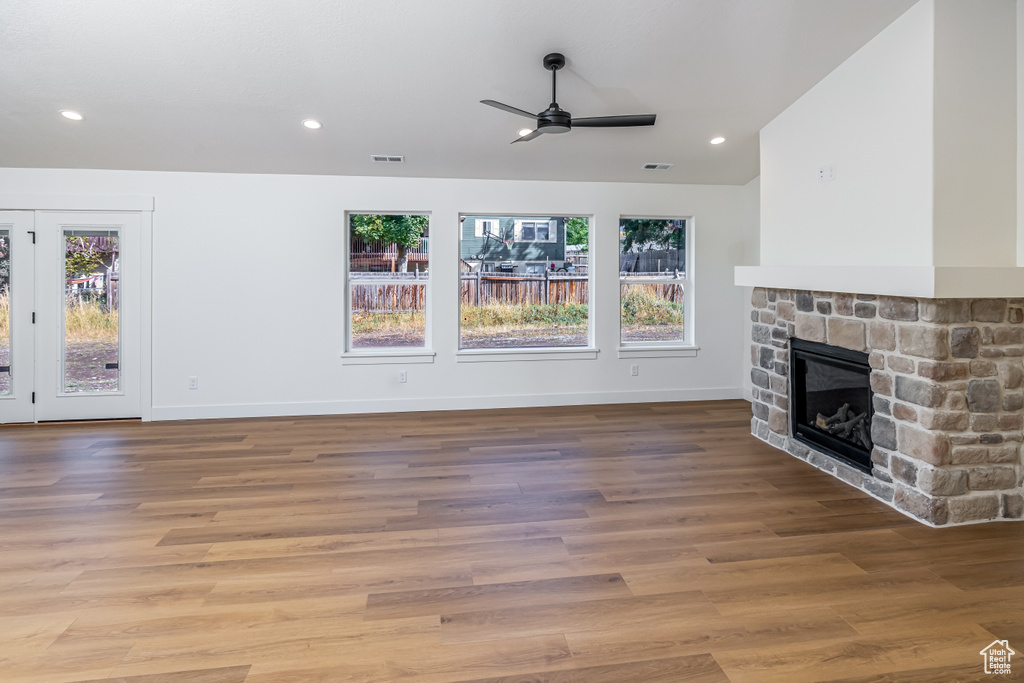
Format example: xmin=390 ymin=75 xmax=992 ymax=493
xmin=790 ymin=338 xmax=873 ymax=472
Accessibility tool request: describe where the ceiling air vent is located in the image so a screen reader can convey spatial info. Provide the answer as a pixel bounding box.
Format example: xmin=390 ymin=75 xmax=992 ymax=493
xmin=642 ymin=162 xmax=673 ymax=171
xmin=371 ymin=155 xmax=405 ymax=163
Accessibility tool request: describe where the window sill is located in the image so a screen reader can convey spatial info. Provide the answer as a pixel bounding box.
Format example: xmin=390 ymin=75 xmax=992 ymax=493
xmin=456 ymin=347 xmax=599 ymax=363
xmin=341 ymin=350 xmax=436 ymax=365
xmin=617 ymin=346 xmax=699 ymax=359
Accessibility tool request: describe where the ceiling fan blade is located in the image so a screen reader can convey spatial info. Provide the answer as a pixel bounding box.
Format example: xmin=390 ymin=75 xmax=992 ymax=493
xmin=572 ymin=114 xmax=657 ymax=128
xmin=511 ymin=129 xmax=544 ymax=144
xmin=481 ymin=100 xmax=538 ymax=120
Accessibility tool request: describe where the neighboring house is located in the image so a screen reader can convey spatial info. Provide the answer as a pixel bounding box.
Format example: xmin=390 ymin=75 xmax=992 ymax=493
xmin=461 ymin=216 xmax=566 ymax=274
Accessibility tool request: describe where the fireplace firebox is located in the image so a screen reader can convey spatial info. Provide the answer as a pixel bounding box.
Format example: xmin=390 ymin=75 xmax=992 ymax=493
xmin=790 ymin=338 xmax=873 ymax=473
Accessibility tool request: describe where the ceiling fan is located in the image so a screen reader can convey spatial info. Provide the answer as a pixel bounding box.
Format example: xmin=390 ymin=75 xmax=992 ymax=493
xmin=482 ymin=52 xmax=656 ymax=144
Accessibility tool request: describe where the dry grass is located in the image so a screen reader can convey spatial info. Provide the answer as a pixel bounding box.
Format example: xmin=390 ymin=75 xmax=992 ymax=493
xmin=64 ymin=296 xmax=118 ymax=342
xmin=351 ymin=311 xmax=424 ymax=334
xmin=620 ymin=284 xmax=684 ymax=325
xmin=0 ymin=291 xmax=118 ymax=343
xmin=461 ymin=302 xmax=588 ymax=329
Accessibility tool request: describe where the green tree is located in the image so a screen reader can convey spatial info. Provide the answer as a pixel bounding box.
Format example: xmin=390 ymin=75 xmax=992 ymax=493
xmin=65 ymin=237 xmax=105 ymax=279
xmin=619 ymin=219 xmax=684 ymax=253
xmin=565 ymin=217 xmax=589 ymax=252
xmin=350 ymin=214 xmax=428 ymax=273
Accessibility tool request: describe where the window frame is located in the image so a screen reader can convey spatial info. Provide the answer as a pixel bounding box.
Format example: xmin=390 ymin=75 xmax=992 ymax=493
xmin=341 ymin=211 xmax=435 ymax=364
xmin=617 ymin=215 xmax=697 ymax=356
xmin=474 ymin=219 xmax=500 ymax=238
xmin=513 ymin=219 xmax=558 ymax=243
xmin=457 ymin=213 xmax=596 ymax=360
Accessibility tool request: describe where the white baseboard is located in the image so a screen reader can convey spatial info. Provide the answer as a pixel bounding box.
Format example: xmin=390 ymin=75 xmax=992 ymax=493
xmin=150 ymin=387 xmax=744 ymax=421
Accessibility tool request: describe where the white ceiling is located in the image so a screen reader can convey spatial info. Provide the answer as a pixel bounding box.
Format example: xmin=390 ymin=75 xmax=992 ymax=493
xmin=0 ymin=0 xmax=916 ymax=185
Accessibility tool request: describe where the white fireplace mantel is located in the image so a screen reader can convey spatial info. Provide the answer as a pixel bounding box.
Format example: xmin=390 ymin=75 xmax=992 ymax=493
xmin=735 ymin=266 xmax=1024 ymax=299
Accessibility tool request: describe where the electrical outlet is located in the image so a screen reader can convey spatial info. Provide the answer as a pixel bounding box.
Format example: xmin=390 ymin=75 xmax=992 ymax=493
xmin=399 ymin=371 xmax=408 ymax=384
xmin=818 ymin=163 xmax=836 ymax=182
xmin=188 ymin=376 xmax=199 ymax=390
xmin=630 ymin=364 xmax=639 ymax=377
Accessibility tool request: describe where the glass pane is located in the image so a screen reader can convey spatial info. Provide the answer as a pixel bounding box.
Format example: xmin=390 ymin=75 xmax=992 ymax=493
xmin=619 ymin=218 xmax=685 ymax=278
xmin=64 ymin=230 xmax=119 ymax=393
xmin=0 ymin=229 xmax=9 ymax=396
xmin=351 ymin=283 xmax=425 ymax=348
xmin=349 ymin=214 xmax=429 ymax=275
xmin=620 ymin=283 xmax=685 ymax=344
xmin=460 ymin=215 xmax=589 ymax=349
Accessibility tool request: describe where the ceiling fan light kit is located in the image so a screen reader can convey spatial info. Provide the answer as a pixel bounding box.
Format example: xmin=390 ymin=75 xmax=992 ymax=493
xmin=482 ymin=52 xmax=656 ymax=144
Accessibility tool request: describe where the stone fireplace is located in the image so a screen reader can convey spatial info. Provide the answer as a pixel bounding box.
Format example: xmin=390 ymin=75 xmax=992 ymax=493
xmin=749 ymin=288 xmax=1024 ymax=526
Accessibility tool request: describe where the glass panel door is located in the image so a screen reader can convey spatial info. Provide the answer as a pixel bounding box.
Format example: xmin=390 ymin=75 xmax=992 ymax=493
xmin=0 ymin=212 xmax=35 ymax=424
xmin=35 ymin=212 xmax=141 ymax=422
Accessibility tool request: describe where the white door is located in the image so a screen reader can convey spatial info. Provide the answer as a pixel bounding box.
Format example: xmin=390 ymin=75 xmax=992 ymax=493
xmin=0 ymin=212 xmax=35 ymax=423
xmin=0 ymin=211 xmax=142 ymax=423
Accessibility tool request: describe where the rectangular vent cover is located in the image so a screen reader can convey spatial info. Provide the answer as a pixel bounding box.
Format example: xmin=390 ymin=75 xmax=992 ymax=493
xmin=642 ymin=163 xmax=673 ymax=170
xmin=371 ymin=155 xmax=405 ymax=163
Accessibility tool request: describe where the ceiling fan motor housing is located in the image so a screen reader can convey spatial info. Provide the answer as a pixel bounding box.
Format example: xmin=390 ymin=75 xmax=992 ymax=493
xmin=538 ymin=106 xmax=571 ymax=134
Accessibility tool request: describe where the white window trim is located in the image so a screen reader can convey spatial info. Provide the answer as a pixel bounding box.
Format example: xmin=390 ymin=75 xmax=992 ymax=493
xmin=341 ymin=350 xmax=436 ymax=365
xmin=343 ymin=211 xmax=431 ymax=362
xmin=457 ymin=347 xmax=599 ymax=363
xmin=617 ymin=346 xmax=698 ymax=359
xmin=618 ymin=216 xmax=695 ymax=351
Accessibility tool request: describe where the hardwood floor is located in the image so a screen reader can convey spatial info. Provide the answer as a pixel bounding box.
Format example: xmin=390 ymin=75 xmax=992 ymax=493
xmin=1 ymin=399 xmax=1022 ymax=682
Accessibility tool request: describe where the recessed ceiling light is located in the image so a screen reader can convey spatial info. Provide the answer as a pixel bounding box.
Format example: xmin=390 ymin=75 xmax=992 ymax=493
xmin=302 ymin=119 xmax=322 ymax=130
xmin=710 ymin=136 xmax=726 ymax=145
xmin=518 ymin=128 xmax=533 ymax=137
xmin=60 ymin=110 xmax=84 ymax=121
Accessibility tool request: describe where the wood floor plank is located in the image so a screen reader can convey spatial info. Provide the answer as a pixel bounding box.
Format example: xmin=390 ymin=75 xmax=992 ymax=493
xmin=69 ymin=665 xmax=252 ymax=683
xmin=564 ymin=606 xmax=860 ymax=669
xmin=710 ymin=623 xmax=995 ymax=683
xmin=365 ymin=573 xmax=632 ymax=620
xmin=0 ymin=399 xmax=1019 ymax=681
xmin=438 ymin=590 xmax=718 ymax=644
xmin=453 ymin=652 xmax=730 ymax=683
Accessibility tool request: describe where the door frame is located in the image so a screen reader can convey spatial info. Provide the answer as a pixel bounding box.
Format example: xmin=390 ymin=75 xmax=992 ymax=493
xmin=0 ymin=194 xmax=153 ymax=422
xmin=0 ymin=212 xmax=35 ymax=423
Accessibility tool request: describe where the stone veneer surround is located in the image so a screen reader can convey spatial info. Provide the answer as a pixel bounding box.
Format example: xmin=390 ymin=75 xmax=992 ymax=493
xmin=750 ymin=288 xmax=1024 ymax=526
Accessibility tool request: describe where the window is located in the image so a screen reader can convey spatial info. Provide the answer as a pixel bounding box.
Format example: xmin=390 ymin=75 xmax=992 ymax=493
xmin=619 ymin=217 xmax=691 ymax=346
xmin=460 ymin=214 xmax=589 ymax=350
xmin=515 ymin=220 xmax=557 ymax=243
xmin=346 ymin=213 xmax=429 ymax=350
xmin=474 ymin=219 xmax=499 ymax=238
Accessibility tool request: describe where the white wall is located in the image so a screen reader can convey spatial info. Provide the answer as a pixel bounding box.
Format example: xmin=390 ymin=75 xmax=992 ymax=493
xmin=932 ymin=0 xmax=1016 ymax=267
xmin=1018 ymin=0 xmax=1024 ymax=265
xmin=0 ymin=168 xmax=752 ymax=420
xmin=760 ymin=0 xmax=934 ymax=267
xmin=740 ymin=175 xmax=760 ymax=401
xmin=761 ymin=0 xmax=1018 ymax=271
